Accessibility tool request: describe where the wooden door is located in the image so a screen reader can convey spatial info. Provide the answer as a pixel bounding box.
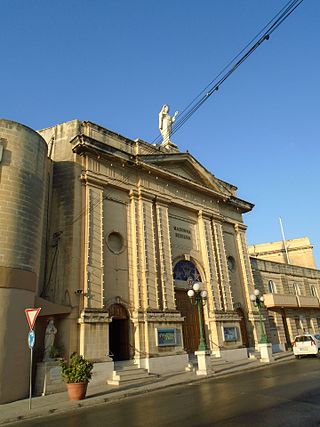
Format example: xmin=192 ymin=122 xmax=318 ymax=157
xmin=236 ymin=307 xmax=249 ymax=348
xmin=175 ymin=289 xmax=200 ymax=353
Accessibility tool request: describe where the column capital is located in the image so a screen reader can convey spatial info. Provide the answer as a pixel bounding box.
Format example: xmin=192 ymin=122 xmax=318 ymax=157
xmin=234 ymin=222 xmax=247 ymax=233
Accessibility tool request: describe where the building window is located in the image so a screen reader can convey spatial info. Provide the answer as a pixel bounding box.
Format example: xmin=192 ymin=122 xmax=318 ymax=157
xmin=173 ymin=260 xmax=201 ymax=282
xmin=293 ymin=283 xmax=300 ymax=296
xmin=306 ymin=318 xmax=312 ymax=333
xmin=268 ymin=315 xmax=277 ymax=330
xmin=310 ymin=285 xmax=317 ymax=297
xmin=268 ymin=280 xmax=276 ymax=293
xmin=295 ymin=317 xmax=301 ymax=332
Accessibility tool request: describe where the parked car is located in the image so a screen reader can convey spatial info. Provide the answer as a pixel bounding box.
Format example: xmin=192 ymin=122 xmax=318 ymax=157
xmin=292 ymin=334 xmax=320 ymax=358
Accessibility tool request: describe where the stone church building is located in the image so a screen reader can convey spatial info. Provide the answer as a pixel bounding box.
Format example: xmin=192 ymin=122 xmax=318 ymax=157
xmin=1 ymin=117 xmax=319 ymax=404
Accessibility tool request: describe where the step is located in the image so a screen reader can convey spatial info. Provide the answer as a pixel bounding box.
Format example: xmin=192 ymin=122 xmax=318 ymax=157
xmin=107 ymin=366 xmax=159 ymax=386
xmin=107 ymin=374 xmax=159 ymax=387
xmin=273 ymin=351 xmax=294 ymax=361
xmin=113 ymin=370 xmax=153 ymax=381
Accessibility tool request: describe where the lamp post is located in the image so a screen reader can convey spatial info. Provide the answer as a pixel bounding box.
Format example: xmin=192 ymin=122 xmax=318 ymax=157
xmin=250 ymin=289 xmax=268 ymax=344
xmin=187 ymin=282 xmax=208 ymax=351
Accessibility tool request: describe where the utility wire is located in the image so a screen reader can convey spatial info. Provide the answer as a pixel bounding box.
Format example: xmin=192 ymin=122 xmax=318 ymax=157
xmin=153 ymin=0 xmax=304 ymax=144
xmin=61 ymin=1 xmax=304 ymax=230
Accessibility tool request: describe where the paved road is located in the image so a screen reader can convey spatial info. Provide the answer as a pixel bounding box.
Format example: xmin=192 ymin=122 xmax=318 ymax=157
xmin=12 ymin=357 xmax=320 ymax=427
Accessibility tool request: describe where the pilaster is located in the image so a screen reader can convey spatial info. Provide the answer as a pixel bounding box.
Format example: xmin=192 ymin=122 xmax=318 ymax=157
xmin=234 ymin=223 xmax=256 ymax=311
xmin=154 ymin=197 xmax=175 ymax=310
xmin=84 ymin=183 xmax=104 ymax=308
xmin=128 ymin=191 xmax=142 ymax=310
xmin=212 ymin=219 xmax=234 ymax=311
xmin=197 ymin=211 xmax=221 ymax=311
xmin=78 ymin=309 xmax=112 ymax=362
xmin=129 ymin=191 xmax=159 ymax=310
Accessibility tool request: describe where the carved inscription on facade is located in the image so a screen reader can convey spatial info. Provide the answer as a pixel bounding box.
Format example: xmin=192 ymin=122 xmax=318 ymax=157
xmin=169 ymin=218 xmax=194 ymax=250
xmin=174 ymin=226 xmax=191 ymax=240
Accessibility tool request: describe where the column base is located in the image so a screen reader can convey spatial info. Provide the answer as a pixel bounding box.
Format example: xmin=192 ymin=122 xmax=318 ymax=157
xmin=195 ymin=350 xmax=212 ymax=375
xmin=259 ymin=343 xmax=274 ymax=363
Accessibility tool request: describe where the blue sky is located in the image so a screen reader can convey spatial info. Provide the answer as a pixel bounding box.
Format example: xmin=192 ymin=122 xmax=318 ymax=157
xmin=2 ymin=0 xmax=319 ymax=266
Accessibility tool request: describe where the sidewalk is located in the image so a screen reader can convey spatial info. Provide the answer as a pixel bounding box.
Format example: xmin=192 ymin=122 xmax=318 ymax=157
xmin=0 ymin=352 xmax=295 ymax=426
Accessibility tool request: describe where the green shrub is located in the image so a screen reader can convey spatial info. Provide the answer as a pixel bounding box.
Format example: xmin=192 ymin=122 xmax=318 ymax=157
xmin=60 ymin=353 xmax=93 ymax=383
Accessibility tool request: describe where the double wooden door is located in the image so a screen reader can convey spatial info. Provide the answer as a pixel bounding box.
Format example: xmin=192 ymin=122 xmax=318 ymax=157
xmin=175 ymin=289 xmax=201 ymax=353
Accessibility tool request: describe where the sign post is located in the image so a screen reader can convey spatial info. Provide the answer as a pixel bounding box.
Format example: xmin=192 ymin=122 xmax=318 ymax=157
xmin=25 ymin=308 xmax=41 ymax=410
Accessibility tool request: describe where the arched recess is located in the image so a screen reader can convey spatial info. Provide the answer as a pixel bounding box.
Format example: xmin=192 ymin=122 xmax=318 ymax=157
xmin=108 ymin=303 xmax=131 ymax=361
xmin=173 ymin=259 xmax=207 ymax=353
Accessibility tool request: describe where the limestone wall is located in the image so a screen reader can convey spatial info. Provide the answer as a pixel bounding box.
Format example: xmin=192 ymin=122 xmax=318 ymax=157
xmin=0 ymin=119 xmax=48 ymax=403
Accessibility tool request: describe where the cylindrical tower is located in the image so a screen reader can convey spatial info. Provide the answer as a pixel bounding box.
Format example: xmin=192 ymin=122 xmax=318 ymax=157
xmin=0 ymin=119 xmax=48 ymax=403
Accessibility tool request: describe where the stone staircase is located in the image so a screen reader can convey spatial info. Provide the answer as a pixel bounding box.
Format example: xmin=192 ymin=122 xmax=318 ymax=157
xmin=273 ymin=350 xmax=295 ymax=362
xmin=107 ymin=361 xmax=160 ymax=387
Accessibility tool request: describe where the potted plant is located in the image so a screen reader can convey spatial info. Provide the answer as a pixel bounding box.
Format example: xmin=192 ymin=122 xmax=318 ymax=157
xmin=60 ymin=352 xmax=93 ymax=400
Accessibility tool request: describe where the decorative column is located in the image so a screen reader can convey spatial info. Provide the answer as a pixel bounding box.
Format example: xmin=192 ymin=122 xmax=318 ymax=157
xmin=128 ymin=190 xmax=161 ymax=363
xmin=84 ymin=183 xmax=105 ymax=308
xmin=78 ymin=181 xmax=113 ymax=376
xmin=128 ymin=190 xmax=159 ymax=311
xmin=234 ymin=223 xmax=259 ymax=345
xmin=155 ymin=197 xmax=176 ymax=310
xmin=197 ymin=211 xmax=221 ymax=312
xmin=212 ymin=219 xmax=234 ymax=311
xmin=128 ymin=190 xmax=142 ymax=311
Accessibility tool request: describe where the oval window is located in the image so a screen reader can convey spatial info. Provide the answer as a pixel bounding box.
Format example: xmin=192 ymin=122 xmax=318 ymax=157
xmin=106 ymin=231 xmax=124 ymax=254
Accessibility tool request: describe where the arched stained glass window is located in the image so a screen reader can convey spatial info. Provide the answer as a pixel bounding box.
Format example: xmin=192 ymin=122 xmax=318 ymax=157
xmin=173 ymin=260 xmax=202 ymax=282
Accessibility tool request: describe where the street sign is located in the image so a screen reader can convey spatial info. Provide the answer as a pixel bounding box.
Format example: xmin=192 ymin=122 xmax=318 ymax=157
xmin=25 ymin=308 xmax=41 ymax=330
xmin=28 ymin=330 xmax=35 ymax=349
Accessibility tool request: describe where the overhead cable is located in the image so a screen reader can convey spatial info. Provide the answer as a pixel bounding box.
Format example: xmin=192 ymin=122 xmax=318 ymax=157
xmin=153 ymin=0 xmax=304 ymax=144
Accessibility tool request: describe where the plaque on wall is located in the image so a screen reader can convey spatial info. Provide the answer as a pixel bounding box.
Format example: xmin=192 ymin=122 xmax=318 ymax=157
xmin=156 ymin=328 xmax=177 ymax=347
xmin=223 ymin=327 xmax=238 ymax=342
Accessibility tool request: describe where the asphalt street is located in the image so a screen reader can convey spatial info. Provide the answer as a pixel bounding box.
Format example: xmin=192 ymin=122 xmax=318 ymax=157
xmin=9 ymin=357 xmax=320 ymax=427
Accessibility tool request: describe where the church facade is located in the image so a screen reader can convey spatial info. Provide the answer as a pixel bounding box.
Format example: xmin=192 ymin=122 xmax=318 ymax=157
xmin=3 ymin=117 xmax=319 ymax=404
xmin=0 ymin=118 xmax=263 ymax=403
xmin=38 ymin=119 xmax=259 ymax=366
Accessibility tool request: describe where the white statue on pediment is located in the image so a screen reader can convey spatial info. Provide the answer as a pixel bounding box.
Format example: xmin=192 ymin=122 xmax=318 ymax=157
xmin=159 ymin=105 xmax=178 ymax=148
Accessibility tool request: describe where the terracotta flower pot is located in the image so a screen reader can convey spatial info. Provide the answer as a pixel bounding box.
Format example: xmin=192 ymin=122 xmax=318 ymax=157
xmin=66 ymin=382 xmax=88 ymax=400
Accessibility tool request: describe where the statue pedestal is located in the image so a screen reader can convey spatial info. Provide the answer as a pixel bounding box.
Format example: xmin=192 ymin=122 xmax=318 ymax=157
xmin=259 ymin=343 xmax=274 ymax=363
xmin=34 ymin=361 xmax=65 ymax=396
xmin=195 ymin=350 xmax=212 ymax=376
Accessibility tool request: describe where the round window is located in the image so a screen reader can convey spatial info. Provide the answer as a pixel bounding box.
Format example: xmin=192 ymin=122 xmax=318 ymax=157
xmin=106 ymin=231 xmax=124 ymax=254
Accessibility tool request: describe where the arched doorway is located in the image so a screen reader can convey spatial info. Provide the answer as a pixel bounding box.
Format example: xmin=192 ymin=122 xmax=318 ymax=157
xmin=109 ymin=304 xmax=130 ymax=361
xmin=173 ymin=260 xmax=205 ymax=353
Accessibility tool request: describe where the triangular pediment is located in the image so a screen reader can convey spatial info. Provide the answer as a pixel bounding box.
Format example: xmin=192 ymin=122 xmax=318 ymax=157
xmin=138 ymin=153 xmax=236 ymax=197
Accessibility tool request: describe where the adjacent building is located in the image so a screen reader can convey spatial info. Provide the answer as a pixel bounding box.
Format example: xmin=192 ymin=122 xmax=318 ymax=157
xmin=249 ymin=239 xmax=320 ymax=351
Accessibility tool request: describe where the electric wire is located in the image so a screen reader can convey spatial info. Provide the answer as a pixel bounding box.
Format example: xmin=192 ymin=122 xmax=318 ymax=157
xmin=153 ymin=0 xmax=304 ymax=144
xmin=61 ymin=0 xmax=304 ymax=230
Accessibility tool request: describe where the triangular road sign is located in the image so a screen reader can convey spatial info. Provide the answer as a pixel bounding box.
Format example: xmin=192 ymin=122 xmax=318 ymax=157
xmin=25 ymin=308 xmax=41 ymax=330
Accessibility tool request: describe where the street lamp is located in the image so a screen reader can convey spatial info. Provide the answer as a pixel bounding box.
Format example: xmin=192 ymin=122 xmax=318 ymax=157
xmin=250 ymin=289 xmax=268 ymax=344
xmin=187 ymin=282 xmax=208 ymax=351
